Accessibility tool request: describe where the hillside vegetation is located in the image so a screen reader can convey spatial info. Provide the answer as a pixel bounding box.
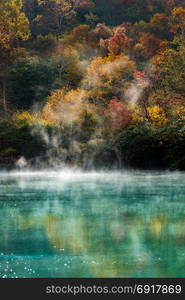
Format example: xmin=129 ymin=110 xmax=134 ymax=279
xmin=0 ymin=0 xmax=185 ymax=170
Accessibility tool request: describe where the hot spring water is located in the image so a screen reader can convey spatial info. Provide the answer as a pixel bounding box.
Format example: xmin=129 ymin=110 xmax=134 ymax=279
xmin=0 ymin=170 xmax=185 ymax=277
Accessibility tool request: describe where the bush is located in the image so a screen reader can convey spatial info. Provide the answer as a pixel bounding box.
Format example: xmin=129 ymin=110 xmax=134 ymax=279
xmin=0 ymin=120 xmax=47 ymax=168
xmin=114 ymin=122 xmax=166 ymax=169
xmin=114 ymin=122 xmax=185 ymax=170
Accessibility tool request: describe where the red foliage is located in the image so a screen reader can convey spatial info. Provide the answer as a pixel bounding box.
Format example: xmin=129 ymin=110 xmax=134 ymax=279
xmin=108 ymin=33 xmax=129 ymax=55
xmin=109 ymin=97 xmax=130 ymax=133
xmin=134 ymin=71 xmax=150 ymax=87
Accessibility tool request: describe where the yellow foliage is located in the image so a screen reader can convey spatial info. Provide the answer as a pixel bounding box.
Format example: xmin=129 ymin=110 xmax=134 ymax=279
xmin=171 ymin=105 xmax=185 ymax=121
xmin=147 ymin=105 xmax=169 ymax=126
xmin=84 ymin=53 xmax=135 ymax=92
xmin=13 ymin=111 xmax=54 ymax=127
xmin=13 ymin=111 xmax=37 ymax=125
xmin=43 ymin=88 xmax=97 ymax=125
xmin=130 ymin=104 xmax=145 ymax=124
xmin=13 ymin=87 xmax=98 ymax=128
xmin=0 ymin=0 xmax=30 ymax=41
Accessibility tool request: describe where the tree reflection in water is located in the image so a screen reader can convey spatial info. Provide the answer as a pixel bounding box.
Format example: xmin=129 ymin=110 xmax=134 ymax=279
xmin=0 ymin=171 xmax=185 ymax=277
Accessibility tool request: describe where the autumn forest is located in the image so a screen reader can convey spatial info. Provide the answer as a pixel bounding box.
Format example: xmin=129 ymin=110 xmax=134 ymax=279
xmin=0 ymin=0 xmax=185 ymax=170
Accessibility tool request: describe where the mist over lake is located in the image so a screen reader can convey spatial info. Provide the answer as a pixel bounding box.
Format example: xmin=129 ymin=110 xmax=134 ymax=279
xmin=0 ymin=170 xmax=185 ymax=278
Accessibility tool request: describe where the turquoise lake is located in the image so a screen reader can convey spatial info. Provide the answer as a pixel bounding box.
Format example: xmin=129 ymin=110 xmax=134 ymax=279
xmin=0 ymin=170 xmax=185 ymax=278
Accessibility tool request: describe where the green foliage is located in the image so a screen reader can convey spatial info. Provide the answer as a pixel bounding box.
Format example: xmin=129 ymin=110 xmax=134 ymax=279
xmin=79 ymin=111 xmax=98 ymax=142
xmin=93 ymin=0 xmax=163 ymax=25
xmin=34 ymin=0 xmax=77 ymax=37
xmin=0 ymin=119 xmax=46 ymax=168
xmin=8 ymin=53 xmax=83 ymax=109
xmin=32 ymin=34 xmax=57 ymax=55
xmin=114 ymin=122 xmax=185 ymax=170
xmin=8 ymin=57 xmax=60 ymax=109
xmin=114 ymin=123 xmax=166 ymax=169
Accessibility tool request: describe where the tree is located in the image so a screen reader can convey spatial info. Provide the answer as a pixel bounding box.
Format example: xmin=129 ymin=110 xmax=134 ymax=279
xmin=171 ymin=7 xmax=185 ymax=37
xmin=23 ymin=0 xmax=38 ymax=22
xmin=138 ymin=33 xmax=167 ymax=58
xmin=64 ymin=24 xmax=92 ymax=44
xmin=109 ymin=96 xmax=130 ymax=133
xmin=93 ymin=0 xmax=162 ymax=25
xmin=36 ymin=0 xmax=77 ymax=37
xmin=152 ymin=44 xmax=185 ymax=96
xmin=133 ymin=70 xmax=149 ymax=87
xmin=0 ymin=0 xmax=30 ymax=115
xmin=83 ymin=53 xmax=135 ymax=105
xmin=42 ymin=88 xmax=96 ymax=127
xmin=0 ymin=0 xmax=30 ymax=41
xmin=108 ymin=33 xmax=129 ymax=55
xmin=75 ymin=0 xmax=94 ymax=9
xmin=33 ymin=33 xmax=57 ymax=55
xmin=148 ymin=13 xmax=171 ymax=39
xmin=92 ymin=23 xmax=112 ymax=41
xmin=9 ymin=49 xmax=83 ymax=109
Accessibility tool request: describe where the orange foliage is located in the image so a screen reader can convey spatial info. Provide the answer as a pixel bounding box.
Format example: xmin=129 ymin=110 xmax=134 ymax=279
xmin=149 ymin=13 xmax=169 ymax=31
xmin=171 ymin=7 xmax=185 ymax=34
xmin=76 ymin=0 xmax=95 ymax=9
xmin=67 ymin=24 xmax=92 ymax=44
xmin=139 ymin=33 xmax=166 ymax=57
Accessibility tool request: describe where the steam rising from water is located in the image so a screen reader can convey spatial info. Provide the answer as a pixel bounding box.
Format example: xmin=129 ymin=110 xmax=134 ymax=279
xmin=125 ymin=84 xmax=144 ymax=105
xmin=22 ymin=47 xmax=151 ymax=169
xmin=0 ymin=169 xmax=184 ymax=180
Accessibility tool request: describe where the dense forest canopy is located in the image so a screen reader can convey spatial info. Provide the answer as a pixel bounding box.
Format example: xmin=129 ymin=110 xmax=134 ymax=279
xmin=0 ymin=0 xmax=185 ymax=169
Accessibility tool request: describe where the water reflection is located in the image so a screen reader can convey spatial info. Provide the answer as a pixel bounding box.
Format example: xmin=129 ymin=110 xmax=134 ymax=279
xmin=0 ymin=171 xmax=185 ymax=277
